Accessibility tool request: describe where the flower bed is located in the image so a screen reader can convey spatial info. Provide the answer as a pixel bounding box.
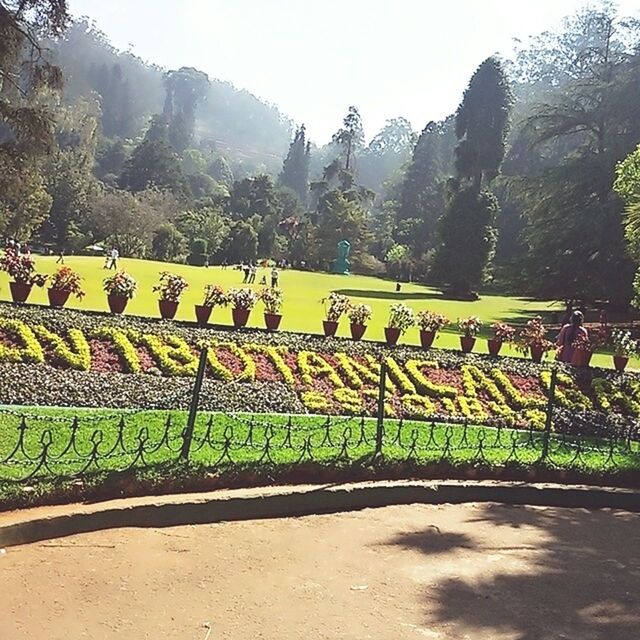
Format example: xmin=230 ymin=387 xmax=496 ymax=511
xmin=0 ymin=303 xmax=638 ymax=435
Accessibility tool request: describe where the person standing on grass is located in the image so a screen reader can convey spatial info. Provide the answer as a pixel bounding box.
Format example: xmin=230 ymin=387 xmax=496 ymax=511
xmin=556 ymin=310 xmax=588 ymax=364
xmin=248 ymin=264 xmax=257 ymax=284
xmin=108 ymin=247 xmax=119 ymax=270
xmin=56 ymin=249 xmax=65 ymax=264
xmin=271 ymin=267 xmax=279 ymax=288
xmin=242 ymin=263 xmax=250 ymax=283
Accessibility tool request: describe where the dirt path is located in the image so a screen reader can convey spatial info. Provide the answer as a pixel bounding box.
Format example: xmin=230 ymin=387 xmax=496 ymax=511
xmin=1 ymin=503 xmax=639 ymax=639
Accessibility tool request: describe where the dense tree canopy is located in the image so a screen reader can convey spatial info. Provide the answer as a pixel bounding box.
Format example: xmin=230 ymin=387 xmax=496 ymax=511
xmin=2 ymin=2 xmax=640 ymax=312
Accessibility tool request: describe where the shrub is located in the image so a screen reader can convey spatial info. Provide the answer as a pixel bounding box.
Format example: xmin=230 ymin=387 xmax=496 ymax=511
xmin=516 ymin=316 xmax=553 ymax=353
xmin=611 ymin=329 xmax=637 ymax=357
xmin=202 ymin=285 xmax=228 ymax=308
xmin=321 ymin=293 xmax=351 ymax=322
xmin=0 ymin=249 xmax=47 ymax=286
xmin=260 ymin=287 xmax=283 ymax=314
xmin=416 ymin=311 xmax=449 ymax=333
xmin=103 ymin=271 xmax=137 ymax=299
xmin=228 ymin=287 xmax=258 ymax=310
xmin=491 ymin=322 xmax=515 ymax=342
xmin=187 ymin=237 xmax=208 ymax=266
xmin=387 ymin=303 xmax=414 ymax=333
xmin=458 ymin=316 xmax=482 ymax=337
xmin=153 ymin=272 xmax=189 ymax=302
xmin=49 ymin=267 xmax=85 ymax=299
xmin=348 ymin=303 xmax=372 ymax=325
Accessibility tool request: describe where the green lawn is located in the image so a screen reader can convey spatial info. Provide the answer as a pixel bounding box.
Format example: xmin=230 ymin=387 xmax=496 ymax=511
xmin=0 ymin=255 xmax=625 ymax=368
xmin=1 ymin=406 xmax=638 ymax=484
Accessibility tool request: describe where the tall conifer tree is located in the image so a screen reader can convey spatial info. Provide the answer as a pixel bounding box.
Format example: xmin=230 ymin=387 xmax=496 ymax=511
xmin=432 ymin=57 xmax=512 ymax=296
xmin=279 ymin=125 xmax=311 ymax=205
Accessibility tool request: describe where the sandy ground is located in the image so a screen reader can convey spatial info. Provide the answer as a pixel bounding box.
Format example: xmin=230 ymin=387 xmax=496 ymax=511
xmin=1 ymin=502 xmax=639 ymax=640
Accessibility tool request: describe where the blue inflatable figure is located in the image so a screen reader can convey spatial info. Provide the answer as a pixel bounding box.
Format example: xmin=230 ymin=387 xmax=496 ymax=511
xmin=333 ymin=239 xmax=351 ymax=274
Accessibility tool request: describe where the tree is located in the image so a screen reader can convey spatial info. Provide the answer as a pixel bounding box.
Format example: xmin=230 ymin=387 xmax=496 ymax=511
xmin=90 ymin=187 xmax=180 ymax=257
xmin=454 ymin=57 xmax=513 ymax=188
xmin=279 ymin=125 xmax=310 ymax=205
xmin=432 ymin=183 xmax=499 ymax=294
xmin=0 ymin=1 xmax=70 ymax=239
xmin=119 ymin=138 xmax=189 ymax=197
xmin=225 ymin=221 xmax=258 ymax=262
xmin=163 ymin=67 xmax=209 ymax=152
xmin=228 ymin=174 xmax=283 ymax=221
xmin=313 ymin=190 xmax=371 ymax=268
xmin=39 ymin=99 xmax=101 ymax=248
xmin=396 ymin=119 xmax=454 ymax=253
xmin=359 ymin=117 xmax=416 ymax=190
xmin=514 ymin=4 xmax=640 ymax=305
xmin=152 ymin=223 xmax=187 ymax=262
xmin=331 ymin=106 xmax=364 ymax=172
xmin=432 ymin=57 xmax=512 ymax=296
xmin=177 ymin=206 xmax=229 ymax=258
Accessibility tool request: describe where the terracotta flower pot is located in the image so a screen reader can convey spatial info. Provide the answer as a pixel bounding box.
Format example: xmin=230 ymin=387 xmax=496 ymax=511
xmin=48 ymin=288 xmax=71 ymax=308
xmin=613 ymin=355 xmax=629 ymax=372
xmin=530 ymin=345 xmax=544 ymax=363
xmin=264 ymin=312 xmax=282 ymax=331
xmin=159 ymin=299 xmax=179 ymax=320
xmin=460 ymin=336 xmax=476 ymax=353
xmin=487 ymin=338 xmax=502 ymax=357
xmin=571 ymin=349 xmax=592 ymax=367
xmin=350 ymin=322 xmax=367 ymax=341
xmin=195 ymin=304 xmax=212 ymax=326
xmin=107 ymin=294 xmax=128 ymax=314
xmin=9 ymin=281 xmax=32 ymax=303
xmin=323 ymin=320 xmax=338 ymax=337
xmin=232 ymin=307 xmax=251 ymax=328
xmin=419 ymin=330 xmax=436 ymax=349
xmin=384 ymin=326 xmax=401 ymax=346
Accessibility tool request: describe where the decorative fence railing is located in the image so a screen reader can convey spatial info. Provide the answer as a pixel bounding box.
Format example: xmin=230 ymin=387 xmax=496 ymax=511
xmin=0 ymin=354 xmax=639 ymax=484
xmin=1 ymin=408 xmax=639 ymax=483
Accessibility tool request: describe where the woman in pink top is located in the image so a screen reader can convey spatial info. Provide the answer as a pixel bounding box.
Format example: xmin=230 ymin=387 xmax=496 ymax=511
xmin=556 ymin=310 xmax=588 ymax=364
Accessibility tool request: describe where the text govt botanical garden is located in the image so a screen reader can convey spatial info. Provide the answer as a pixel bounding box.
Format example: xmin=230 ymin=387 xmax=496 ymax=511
xmin=0 ymin=304 xmax=639 ymax=431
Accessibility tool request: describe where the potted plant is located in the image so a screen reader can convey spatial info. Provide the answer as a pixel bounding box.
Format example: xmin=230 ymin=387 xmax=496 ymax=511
xmin=516 ymin=316 xmax=553 ymax=363
xmin=103 ymin=270 xmax=137 ymax=314
xmin=416 ymin=311 xmax=449 ymax=349
xmin=385 ymin=303 xmax=414 ymax=346
xmin=348 ymin=303 xmax=372 ymax=341
xmin=260 ymin=287 xmax=284 ymax=331
xmin=571 ymin=324 xmax=608 ymax=367
xmin=47 ymin=266 xmax=85 ymax=308
xmin=458 ymin=316 xmax=482 ymax=353
xmin=488 ymin=322 xmax=515 ymax=357
xmin=195 ymin=284 xmax=227 ymax=326
xmin=0 ymin=249 xmax=47 ymax=303
xmin=610 ymin=328 xmax=636 ymax=372
xmin=228 ymin=287 xmax=258 ymax=328
xmin=321 ymin=293 xmax=350 ymax=337
xmin=153 ymin=272 xmax=189 ymax=320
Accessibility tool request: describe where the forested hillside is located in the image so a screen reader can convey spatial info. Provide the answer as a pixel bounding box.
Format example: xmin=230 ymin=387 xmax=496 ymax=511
xmin=2 ymin=2 xmax=640 ymax=309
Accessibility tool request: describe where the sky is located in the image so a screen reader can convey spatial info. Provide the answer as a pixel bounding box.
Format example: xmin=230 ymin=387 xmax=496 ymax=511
xmin=67 ymin=0 xmax=639 ymax=144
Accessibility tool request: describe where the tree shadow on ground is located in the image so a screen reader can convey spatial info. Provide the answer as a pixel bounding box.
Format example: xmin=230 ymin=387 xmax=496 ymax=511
xmin=384 ymin=527 xmax=475 ymax=554
xmin=333 ymin=289 xmax=447 ymax=302
xmin=382 ymin=503 xmax=640 ymax=640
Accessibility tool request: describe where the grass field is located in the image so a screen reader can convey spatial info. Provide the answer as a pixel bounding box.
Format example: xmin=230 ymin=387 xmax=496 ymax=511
xmin=1 ymin=406 xmax=637 ymax=484
xmin=0 ymin=255 xmax=624 ymax=368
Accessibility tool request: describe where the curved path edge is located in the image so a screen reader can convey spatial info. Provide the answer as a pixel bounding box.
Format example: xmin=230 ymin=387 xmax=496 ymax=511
xmin=2 ymin=480 xmax=639 ymax=547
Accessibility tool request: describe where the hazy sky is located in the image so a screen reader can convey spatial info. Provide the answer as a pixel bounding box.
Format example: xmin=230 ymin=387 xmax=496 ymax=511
xmin=67 ymin=0 xmax=639 ymax=144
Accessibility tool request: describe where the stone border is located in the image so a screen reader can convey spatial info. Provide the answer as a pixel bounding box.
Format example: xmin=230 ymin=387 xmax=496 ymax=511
xmin=1 ymin=480 xmax=639 ymax=547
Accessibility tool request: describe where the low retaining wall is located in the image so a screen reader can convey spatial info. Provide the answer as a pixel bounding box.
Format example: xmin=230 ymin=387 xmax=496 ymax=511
xmin=1 ymin=480 xmax=639 ymax=547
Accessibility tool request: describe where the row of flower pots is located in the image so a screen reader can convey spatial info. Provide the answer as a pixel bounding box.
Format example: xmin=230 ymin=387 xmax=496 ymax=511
xmin=106 ymin=292 xmax=284 ymax=330
xmin=1 ymin=254 xmax=636 ymax=372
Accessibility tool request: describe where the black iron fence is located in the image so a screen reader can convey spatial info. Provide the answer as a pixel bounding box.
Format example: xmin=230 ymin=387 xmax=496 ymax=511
xmin=0 ymin=354 xmax=639 ymax=484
